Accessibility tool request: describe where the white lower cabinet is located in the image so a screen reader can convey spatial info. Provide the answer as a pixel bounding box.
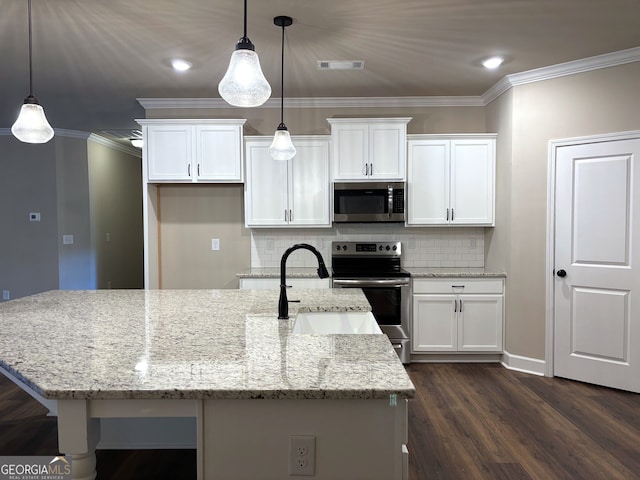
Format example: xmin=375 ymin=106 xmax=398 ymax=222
xmin=245 ymin=136 xmax=331 ymax=227
xmin=412 ymin=278 xmax=504 ymax=352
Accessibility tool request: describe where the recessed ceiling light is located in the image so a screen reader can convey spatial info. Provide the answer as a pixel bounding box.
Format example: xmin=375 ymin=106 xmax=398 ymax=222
xmin=171 ymin=59 xmax=192 ymax=72
xmin=482 ymin=56 xmax=504 ymax=69
xmin=317 ymin=60 xmax=365 ymax=70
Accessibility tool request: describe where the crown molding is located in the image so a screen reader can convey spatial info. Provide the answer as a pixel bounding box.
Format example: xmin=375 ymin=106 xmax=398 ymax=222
xmin=0 ymin=128 xmax=90 ymax=139
xmin=88 ymin=133 xmax=141 ymax=157
xmin=483 ymin=46 xmax=640 ymax=104
xmin=137 ymin=95 xmax=485 ymax=110
xmin=139 ymin=47 xmax=640 ymax=111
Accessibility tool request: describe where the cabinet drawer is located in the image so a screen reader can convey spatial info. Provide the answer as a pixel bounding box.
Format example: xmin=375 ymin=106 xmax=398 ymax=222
xmin=413 ymin=277 xmax=503 ymax=294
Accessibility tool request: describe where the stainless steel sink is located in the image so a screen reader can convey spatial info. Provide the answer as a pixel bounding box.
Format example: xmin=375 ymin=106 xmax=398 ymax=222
xmin=292 ymin=311 xmax=382 ymax=335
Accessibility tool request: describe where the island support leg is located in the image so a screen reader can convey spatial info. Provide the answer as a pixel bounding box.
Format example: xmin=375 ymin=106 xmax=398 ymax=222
xmin=57 ymin=400 xmax=100 ymax=480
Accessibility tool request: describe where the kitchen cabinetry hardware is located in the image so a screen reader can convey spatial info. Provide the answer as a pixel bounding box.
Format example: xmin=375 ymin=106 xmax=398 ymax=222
xmin=328 ymin=118 xmax=411 ymax=181
xmin=557 ymin=269 xmax=567 ymax=277
xmin=413 ymin=277 xmax=504 ymax=353
xmin=245 ymin=136 xmax=330 ymax=227
xmin=140 ymin=119 xmax=246 ymax=183
xmin=407 ymin=135 xmax=496 ymax=226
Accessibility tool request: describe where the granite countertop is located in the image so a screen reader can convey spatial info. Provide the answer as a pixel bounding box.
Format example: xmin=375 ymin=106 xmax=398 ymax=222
xmin=407 ymin=267 xmax=506 ymax=278
xmin=0 ymin=289 xmax=414 ymax=401
xmin=237 ymin=268 xmax=321 ymax=279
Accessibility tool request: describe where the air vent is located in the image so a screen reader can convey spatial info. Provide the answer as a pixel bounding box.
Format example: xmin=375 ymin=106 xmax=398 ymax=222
xmin=317 ymin=60 xmax=365 ymax=70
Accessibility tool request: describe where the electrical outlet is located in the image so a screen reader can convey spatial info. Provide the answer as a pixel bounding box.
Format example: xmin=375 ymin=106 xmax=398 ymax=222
xmin=289 ymin=435 xmax=315 ymax=476
xmin=211 ymin=238 xmax=220 ymax=251
xmin=63 ymin=235 xmax=74 ymax=245
xmin=2 ymin=290 xmax=9 ymax=301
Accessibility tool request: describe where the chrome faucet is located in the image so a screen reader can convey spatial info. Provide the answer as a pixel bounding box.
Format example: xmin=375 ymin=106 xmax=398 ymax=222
xmin=278 ymin=243 xmax=329 ymax=319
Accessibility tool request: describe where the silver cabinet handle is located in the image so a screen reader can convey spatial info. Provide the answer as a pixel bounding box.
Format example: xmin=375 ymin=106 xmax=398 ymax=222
xmin=284 ymin=209 xmax=288 ymax=222
xmin=188 ymin=163 xmax=191 ymax=177
xmin=460 ymin=299 xmax=463 ymax=312
xmin=364 ymin=163 xmax=369 ymax=176
xmin=454 ymin=299 xmax=457 ymax=312
xmin=197 ymin=164 xmax=200 ymax=176
xmin=369 ymin=163 xmax=373 ymax=176
xmin=289 ymin=209 xmax=293 ymax=222
xmin=451 ymin=208 xmax=454 ymax=221
xmin=446 ymin=208 xmax=449 ymax=221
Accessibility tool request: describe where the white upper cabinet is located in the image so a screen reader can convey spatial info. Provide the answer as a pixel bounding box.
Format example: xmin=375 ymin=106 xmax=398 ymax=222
xmin=139 ymin=119 xmax=246 ymax=183
xmin=245 ymin=136 xmax=331 ymax=228
xmin=407 ymin=135 xmax=496 ymax=226
xmin=328 ymin=118 xmax=411 ymax=181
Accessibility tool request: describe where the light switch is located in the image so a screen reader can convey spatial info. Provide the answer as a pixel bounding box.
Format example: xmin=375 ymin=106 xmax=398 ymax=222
xmin=211 ymin=238 xmax=220 ymax=251
xmin=63 ymin=235 xmax=74 ymax=245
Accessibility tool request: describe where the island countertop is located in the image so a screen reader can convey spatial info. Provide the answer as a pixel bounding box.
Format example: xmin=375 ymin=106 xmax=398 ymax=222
xmin=0 ymin=289 xmax=415 ymax=401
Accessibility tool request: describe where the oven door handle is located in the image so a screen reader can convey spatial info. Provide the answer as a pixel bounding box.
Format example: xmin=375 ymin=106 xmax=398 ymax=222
xmin=332 ymin=278 xmax=410 ymax=288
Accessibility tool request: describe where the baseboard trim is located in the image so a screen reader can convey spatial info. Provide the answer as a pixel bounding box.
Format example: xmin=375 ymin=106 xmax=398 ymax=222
xmin=501 ymin=351 xmax=546 ymax=376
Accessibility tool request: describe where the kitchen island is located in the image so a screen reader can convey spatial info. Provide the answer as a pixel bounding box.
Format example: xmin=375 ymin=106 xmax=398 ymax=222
xmin=0 ymin=289 xmax=414 ymax=480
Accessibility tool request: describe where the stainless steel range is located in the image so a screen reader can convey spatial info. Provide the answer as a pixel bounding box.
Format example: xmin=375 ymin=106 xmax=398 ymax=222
xmin=331 ymin=241 xmax=411 ymax=363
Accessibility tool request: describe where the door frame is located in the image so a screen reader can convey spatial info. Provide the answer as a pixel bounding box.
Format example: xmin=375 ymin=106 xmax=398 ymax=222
xmin=545 ymin=130 xmax=640 ymax=377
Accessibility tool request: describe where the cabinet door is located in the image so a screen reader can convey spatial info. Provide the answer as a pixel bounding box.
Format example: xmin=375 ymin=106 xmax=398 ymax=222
xmin=458 ymin=294 xmax=503 ymax=352
xmin=289 ymin=139 xmax=331 ymax=226
xmin=369 ymin=123 xmax=406 ymax=180
xmin=245 ymin=141 xmax=288 ymax=226
xmin=196 ymin=125 xmax=243 ymax=182
xmin=412 ymin=295 xmax=457 ymax=352
xmin=332 ymin=123 xmax=368 ymax=180
xmin=406 ymin=140 xmax=449 ymax=225
xmin=450 ymin=139 xmax=495 ymax=225
xmin=146 ymin=125 xmax=192 ymax=181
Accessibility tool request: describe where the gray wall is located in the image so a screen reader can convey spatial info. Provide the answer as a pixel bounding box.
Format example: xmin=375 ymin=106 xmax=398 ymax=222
xmin=484 ymin=61 xmax=640 ymax=360
xmin=0 ymin=137 xmax=59 ymax=299
xmin=0 ymin=132 xmax=143 ymax=301
xmin=88 ymin=139 xmax=143 ymax=289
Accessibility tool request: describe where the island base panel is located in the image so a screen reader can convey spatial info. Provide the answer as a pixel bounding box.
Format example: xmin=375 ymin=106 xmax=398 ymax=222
xmin=202 ymin=398 xmax=408 ymax=480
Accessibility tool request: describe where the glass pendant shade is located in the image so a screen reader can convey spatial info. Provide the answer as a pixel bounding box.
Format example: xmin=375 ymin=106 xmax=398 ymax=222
xmin=218 ymin=47 xmax=271 ymax=107
xmin=269 ymin=126 xmax=296 ymax=161
xmin=11 ymin=96 xmax=54 ymax=144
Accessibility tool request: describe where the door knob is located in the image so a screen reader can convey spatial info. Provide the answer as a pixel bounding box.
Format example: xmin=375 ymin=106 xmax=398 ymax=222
xmin=556 ymin=269 xmax=567 ymax=278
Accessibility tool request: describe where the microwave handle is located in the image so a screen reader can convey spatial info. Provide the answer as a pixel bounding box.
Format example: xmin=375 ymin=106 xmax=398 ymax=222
xmin=388 ymin=185 xmax=393 ymax=217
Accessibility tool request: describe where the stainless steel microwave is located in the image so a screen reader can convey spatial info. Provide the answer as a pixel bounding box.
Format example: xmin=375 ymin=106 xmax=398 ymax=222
xmin=333 ymin=182 xmax=405 ymax=223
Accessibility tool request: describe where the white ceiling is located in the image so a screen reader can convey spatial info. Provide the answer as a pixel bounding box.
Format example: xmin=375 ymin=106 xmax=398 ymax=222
xmin=1 ymin=0 xmax=639 ymax=135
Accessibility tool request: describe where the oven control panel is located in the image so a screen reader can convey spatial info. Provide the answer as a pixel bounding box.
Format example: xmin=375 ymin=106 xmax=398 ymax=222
xmin=332 ymin=241 xmax=402 ymax=257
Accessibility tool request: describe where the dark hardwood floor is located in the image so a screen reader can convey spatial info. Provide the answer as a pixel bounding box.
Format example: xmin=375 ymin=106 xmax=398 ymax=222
xmin=1 ymin=364 xmax=638 ymax=479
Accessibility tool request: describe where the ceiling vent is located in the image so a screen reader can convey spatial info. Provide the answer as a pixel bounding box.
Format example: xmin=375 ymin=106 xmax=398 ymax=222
xmin=317 ymin=60 xmax=365 ymax=70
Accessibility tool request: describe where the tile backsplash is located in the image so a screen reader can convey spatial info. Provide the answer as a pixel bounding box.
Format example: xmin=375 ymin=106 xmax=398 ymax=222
xmin=250 ymin=225 xmax=485 ymax=269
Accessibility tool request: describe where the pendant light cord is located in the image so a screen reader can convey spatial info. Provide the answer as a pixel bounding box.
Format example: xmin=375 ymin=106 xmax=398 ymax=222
xmin=243 ymin=0 xmax=248 ymax=40
xmin=28 ymin=0 xmax=33 ymax=96
xmin=279 ymin=21 xmax=285 ymax=126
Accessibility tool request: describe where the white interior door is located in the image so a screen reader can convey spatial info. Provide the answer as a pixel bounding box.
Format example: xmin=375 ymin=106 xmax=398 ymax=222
xmin=554 ymin=138 xmax=640 ymax=393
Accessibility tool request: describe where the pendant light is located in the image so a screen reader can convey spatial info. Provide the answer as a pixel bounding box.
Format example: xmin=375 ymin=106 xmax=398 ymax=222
xmin=268 ymin=16 xmax=296 ymax=161
xmin=218 ymin=0 xmax=271 ymax=107
xmin=11 ymin=0 xmax=54 ymax=144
